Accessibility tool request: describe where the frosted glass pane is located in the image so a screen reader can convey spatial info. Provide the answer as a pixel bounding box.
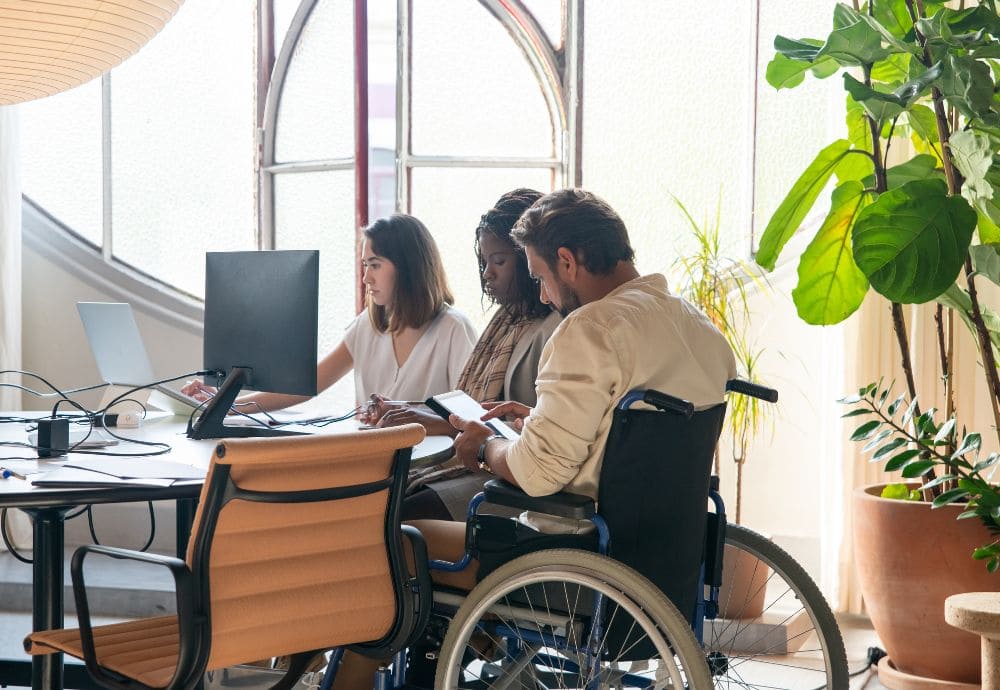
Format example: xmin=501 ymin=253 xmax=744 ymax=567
xmin=274 ymin=170 xmax=357 ymax=410
xmin=274 ymin=0 xmax=354 ymax=162
xmin=411 ymin=0 xmax=554 ymax=157
xmin=20 ymin=80 xmax=102 ymax=245
xmin=582 ymin=1 xmax=755 ymax=267
xmin=521 ymin=0 xmax=563 ymax=48
xmin=409 ymin=167 xmax=554 ymax=333
xmin=274 ymin=0 xmax=304 ymax=54
xmin=110 ymin=1 xmax=256 ymax=298
xmin=754 ymin=0 xmax=845 ymax=251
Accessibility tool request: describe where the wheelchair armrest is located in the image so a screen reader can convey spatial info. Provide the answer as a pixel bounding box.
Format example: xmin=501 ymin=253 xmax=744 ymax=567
xmin=483 ymin=479 xmax=596 ymax=519
xmin=71 ymin=545 xmax=204 ymax=689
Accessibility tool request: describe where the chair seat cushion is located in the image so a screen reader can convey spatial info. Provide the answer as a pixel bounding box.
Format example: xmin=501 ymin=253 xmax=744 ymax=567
xmin=25 ymin=616 xmax=180 ymax=689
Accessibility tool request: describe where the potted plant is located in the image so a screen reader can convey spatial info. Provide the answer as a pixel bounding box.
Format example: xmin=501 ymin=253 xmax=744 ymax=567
xmin=757 ymin=0 xmax=1000 ymax=684
xmin=670 ymin=196 xmax=774 ymax=618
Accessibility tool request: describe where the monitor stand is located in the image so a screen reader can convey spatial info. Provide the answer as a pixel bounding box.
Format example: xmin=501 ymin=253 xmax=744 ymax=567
xmin=187 ymin=367 xmax=305 ymax=440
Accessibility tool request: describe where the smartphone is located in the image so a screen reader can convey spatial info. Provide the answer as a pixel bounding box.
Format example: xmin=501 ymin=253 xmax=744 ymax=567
xmin=424 ymin=390 xmax=520 ymax=440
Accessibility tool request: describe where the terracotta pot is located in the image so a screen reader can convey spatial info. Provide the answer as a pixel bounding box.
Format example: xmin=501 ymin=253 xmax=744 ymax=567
xmin=718 ymin=542 xmax=768 ymax=619
xmin=853 ymin=484 xmax=999 ymax=684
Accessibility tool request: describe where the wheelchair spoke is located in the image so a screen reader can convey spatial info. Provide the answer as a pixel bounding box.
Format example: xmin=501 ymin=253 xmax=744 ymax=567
xmin=703 ymin=526 xmax=848 ymax=690
xmin=437 ymin=550 xmax=711 ymax=690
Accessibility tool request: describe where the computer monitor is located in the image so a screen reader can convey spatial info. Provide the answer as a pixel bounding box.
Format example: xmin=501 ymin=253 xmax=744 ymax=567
xmin=188 ymin=249 xmax=319 ymax=439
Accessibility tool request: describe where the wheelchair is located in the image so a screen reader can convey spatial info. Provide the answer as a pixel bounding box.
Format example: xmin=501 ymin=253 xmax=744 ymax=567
xmin=420 ymin=380 xmax=848 ymax=690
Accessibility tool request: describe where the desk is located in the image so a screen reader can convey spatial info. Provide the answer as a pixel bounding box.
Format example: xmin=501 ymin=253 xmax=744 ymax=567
xmin=0 ymin=414 xmax=452 ymax=690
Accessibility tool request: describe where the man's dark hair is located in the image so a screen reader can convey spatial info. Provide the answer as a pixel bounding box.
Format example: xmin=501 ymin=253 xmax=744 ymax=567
xmin=475 ymin=188 xmax=550 ymax=320
xmin=511 ymin=188 xmax=635 ymax=275
xmin=364 ymin=214 xmax=453 ymax=333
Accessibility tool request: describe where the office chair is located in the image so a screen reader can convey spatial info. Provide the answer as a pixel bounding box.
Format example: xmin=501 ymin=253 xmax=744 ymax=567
xmin=25 ymin=424 xmax=431 ymax=690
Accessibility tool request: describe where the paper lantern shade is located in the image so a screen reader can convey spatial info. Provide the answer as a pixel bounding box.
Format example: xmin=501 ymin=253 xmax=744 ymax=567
xmin=0 ymin=0 xmax=184 ymax=105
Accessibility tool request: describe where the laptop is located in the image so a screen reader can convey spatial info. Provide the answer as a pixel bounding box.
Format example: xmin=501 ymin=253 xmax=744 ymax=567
xmin=77 ymin=302 xmax=202 ymax=415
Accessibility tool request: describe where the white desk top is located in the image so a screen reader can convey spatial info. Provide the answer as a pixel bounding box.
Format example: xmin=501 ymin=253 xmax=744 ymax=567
xmin=0 ymin=412 xmax=452 ymax=501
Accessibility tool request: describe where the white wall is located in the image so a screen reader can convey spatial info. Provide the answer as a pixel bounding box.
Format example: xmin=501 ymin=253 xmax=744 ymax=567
xmin=21 ymin=244 xmax=201 ymax=550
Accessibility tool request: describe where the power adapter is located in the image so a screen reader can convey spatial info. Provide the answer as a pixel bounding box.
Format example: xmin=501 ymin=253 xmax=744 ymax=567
xmin=36 ymin=417 xmax=69 ymax=458
xmin=102 ymin=412 xmax=141 ymax=429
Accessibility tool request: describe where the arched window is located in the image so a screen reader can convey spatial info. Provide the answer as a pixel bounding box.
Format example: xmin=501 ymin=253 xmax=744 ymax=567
xmin=20 ymin=0 xmax=580 ymax=344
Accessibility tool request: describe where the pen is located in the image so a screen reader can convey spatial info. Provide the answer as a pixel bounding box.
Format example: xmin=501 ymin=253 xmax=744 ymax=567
xmin=1 ymin=468 xmax=27 ymax=480
xmin=373 ymin=401 xmax=426 ymax=406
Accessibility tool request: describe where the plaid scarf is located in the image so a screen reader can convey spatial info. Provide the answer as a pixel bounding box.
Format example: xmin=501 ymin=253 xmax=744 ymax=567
xmin=457 ymin=308 xmax=528 ymax=403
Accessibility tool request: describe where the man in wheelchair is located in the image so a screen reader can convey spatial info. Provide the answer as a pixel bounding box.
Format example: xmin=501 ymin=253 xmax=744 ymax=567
xmin=332 ymin=188 xmax=737 ymax=689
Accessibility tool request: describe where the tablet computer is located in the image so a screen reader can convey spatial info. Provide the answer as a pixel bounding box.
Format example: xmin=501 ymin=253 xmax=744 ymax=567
xmin=424 ymin=390 xmax=520 ymax=440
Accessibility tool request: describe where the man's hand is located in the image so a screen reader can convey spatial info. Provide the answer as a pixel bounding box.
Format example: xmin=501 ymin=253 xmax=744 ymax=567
xmin=449 ymin=414 xmax=494 ymax=471
xmin=482 ymin=401 xmax=532 ymax=432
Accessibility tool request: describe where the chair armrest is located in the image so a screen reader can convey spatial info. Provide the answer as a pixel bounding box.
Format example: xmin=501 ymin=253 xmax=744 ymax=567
xmin=71 ymin=545 xmax=205 ymax=689
xmin=399 ymin=525 xmax=433 ymax=647
xmin=483 ymin=479 xmax=596 ymax=519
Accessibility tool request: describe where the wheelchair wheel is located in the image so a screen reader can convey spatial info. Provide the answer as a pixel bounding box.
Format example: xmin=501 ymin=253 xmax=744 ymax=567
xmin=436 ymin=549 xmax=711 ymax=690
xmin=706 ymin=525 xmax=848 ymax=689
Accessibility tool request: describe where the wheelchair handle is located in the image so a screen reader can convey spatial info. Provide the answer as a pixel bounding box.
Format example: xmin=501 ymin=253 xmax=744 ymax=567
xmin=618 ymin=390 xmax=694 ymax=417
xmin=726 ymin=379 xmax=778 ymax=403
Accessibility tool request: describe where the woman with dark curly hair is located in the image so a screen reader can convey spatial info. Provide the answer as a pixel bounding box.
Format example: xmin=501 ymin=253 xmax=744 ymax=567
xmin=370 ymin=188 xmax=561 ymax=520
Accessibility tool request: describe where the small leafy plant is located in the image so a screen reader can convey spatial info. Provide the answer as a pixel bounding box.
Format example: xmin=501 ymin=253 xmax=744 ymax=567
xmin=843 ymin=380 xmax=1000 ymax=571
xmin=671 ymin=196 xmax=774 ymax=524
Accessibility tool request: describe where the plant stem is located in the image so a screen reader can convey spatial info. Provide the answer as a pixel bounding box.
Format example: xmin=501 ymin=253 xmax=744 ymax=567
xmin=909 ymin=0 xmax=1000 ymax=449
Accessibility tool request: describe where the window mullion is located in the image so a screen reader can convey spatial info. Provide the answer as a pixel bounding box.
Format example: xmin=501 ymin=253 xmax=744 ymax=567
xmin=101 ymin=72 xmax=112 ymax=261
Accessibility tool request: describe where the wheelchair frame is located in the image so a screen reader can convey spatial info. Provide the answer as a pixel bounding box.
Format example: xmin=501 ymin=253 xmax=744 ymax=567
xmin=321 ymin=381 xmax=848 ymax=690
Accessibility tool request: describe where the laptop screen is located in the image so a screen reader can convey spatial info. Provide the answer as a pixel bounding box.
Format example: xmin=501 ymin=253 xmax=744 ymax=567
xmin=77 ymin=302 xmax=157 ymax=387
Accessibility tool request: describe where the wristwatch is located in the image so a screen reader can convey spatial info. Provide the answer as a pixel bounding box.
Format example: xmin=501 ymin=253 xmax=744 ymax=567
xmin=476 ymin=434 xmax=504 ymax=473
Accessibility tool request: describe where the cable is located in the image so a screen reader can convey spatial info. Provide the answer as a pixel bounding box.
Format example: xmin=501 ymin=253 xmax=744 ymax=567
xmin=86 ymin=502 xmax=156 ymax=552
xmin=0 ymin=381 xmax=109 ymax=397
xmin=0 ymin=508 xmax=31 ymax=564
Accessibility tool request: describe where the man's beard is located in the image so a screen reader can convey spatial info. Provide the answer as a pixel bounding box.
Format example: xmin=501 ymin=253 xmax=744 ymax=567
xmin=556 ymin=280 xmax=582 ymax=317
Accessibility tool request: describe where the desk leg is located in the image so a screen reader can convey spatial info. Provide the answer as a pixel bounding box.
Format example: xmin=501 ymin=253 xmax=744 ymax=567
xmin=175 ymin=498 xmax=197 ymax=559
xmin=22 ymin=506 xmax=71 ymax=690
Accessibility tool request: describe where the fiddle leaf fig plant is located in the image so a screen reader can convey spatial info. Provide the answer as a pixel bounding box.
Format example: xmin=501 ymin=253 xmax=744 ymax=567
xmin=759 ymin=0 xmax=1000 ymax=569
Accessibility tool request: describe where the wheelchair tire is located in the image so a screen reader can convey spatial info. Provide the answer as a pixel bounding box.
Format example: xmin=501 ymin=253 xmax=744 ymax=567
xmin=706 ymin=524 xmax=849 ymax=689
xmin=435 ymin=548 xmax=712 ymax=690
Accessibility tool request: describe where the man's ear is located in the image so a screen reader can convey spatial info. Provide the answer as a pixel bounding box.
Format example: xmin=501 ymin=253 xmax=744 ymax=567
xmin=556 ymin=247 xmax=578 ymax=281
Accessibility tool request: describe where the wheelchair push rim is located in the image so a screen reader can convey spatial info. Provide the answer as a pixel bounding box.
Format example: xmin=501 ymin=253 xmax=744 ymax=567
xmin=435 ymin=549 xmax=712 ymax=690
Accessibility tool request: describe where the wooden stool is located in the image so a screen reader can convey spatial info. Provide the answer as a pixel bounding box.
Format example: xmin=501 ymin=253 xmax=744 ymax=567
xmin=945 ymin=592 xmax=1000 ymax=690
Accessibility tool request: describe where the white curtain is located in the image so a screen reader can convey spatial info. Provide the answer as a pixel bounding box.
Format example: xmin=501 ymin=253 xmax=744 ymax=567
xmin=0 ymin=105 xmax=30 ymax=552
xmin=0 ymin=105 xmax=20 ymax=410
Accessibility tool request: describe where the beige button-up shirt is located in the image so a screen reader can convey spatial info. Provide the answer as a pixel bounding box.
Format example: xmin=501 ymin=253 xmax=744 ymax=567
xmin=506 ymin=273 xmax=736 ymax=499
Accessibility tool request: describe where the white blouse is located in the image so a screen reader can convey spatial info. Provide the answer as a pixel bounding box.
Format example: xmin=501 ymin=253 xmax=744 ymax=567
xmin=343 ymin=305 xmax=478 ymax=405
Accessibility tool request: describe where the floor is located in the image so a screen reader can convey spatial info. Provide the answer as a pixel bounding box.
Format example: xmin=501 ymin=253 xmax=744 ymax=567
xmin=0 ymin=549 xmax=895 ymax=689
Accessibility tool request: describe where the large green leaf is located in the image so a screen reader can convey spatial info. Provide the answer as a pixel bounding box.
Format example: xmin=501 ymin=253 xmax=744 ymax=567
xmin=971 ymin=244 xmax=1000 ymax=287
xmin=871 ymin=53 xmax=911 ymax=82
xmin=757 ymin=139 xmax=854 ymax=271
xmin=792 ymin=181 xmax=871 ymax=324
xmin=819 ymin=6 xmax=907 ymax=66
xmin=936 ymin=283 xmax=1000 ymax=357
xmin=853 ymin=178 xmax=976 ymax=303
xmin=907 ymin=104 xmax=940 ymax=144
xmin=774 ymin=35 xmax=824 ymax=62
xmin=846 ymin=96 xmax=875 ymax=154
xmin=861 ymin=155 xmax=942 ymax=190
xmin=766 ymin=53 xmax=839 ymax=90
xmin=843 ymin=64 xmax=942 ymax=123
xmin=917 ymin=6 xmax=1000 ymax=43
xmin=868 ymin=0 xmax=913 ymax=39
xmin=951 ymin=129 xmax=995 ymax=209
xmin=938 ymin=54 xmax=995 ymax=119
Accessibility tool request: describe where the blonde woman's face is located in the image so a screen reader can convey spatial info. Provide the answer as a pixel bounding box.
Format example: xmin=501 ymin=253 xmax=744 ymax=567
xmin=361 ymin=239 xmax=397 ymax=307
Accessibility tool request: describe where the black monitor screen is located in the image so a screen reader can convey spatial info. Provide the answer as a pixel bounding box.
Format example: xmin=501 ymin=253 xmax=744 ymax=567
xmin=189 ymin=249 xmax=319 ymax=439
xmin=203 ymin=249 xmax=318 ymax=396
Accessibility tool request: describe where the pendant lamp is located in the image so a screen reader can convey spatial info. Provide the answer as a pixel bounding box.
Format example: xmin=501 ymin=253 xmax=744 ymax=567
xmin=0 ymin=1 xmax=184 ymax=105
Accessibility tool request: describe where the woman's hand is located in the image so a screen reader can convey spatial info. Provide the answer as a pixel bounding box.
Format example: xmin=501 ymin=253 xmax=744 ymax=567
xmin=181 ymin=380 xmax=217 ymax=403
xmin=481 ymin=400 xmax=532 ymax=432
xmin=360 ymin=394 xmax=404 ymax=426
xmin=378 ymin=407 xmax=456 ymax=436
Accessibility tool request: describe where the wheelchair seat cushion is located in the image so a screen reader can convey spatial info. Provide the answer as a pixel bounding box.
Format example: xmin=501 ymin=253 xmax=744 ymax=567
xmin=472 ymin=514 xmax=598 ymax=581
